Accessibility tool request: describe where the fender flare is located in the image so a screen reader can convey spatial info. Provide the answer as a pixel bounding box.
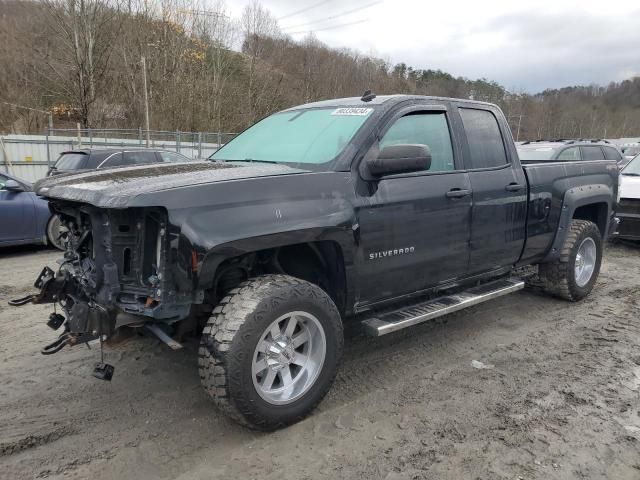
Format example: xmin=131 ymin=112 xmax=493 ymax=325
xmin=542 ymin=184 xmax=613 ymax=262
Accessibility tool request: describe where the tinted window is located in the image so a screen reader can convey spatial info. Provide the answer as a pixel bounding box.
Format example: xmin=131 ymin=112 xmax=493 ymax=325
xmin=557 ymin=147 xmax=581 ymax=161
xmin=459 ymin=108 xmax=508 ymax=169
xmin=54 ymin=153 xmax=87 ymax=170
xmin=123 ymin=151 xmax=158 ymax=165
xmin=517 ymin=146 xmax=559 ymax=160
xmin=581 ymin=146 xmax=605 ymax=161
xmin=602 ymin=146 xmax=622 ymax=161
xmin=379 ymin=112 xmax=454 ymax=172
xmin=159 ymin=151 xmax=191 ymax=163
xmin=100 ymin=153 xmax=126 ymax=168
xmin=87 ymin=151 xmax=117 ymax=168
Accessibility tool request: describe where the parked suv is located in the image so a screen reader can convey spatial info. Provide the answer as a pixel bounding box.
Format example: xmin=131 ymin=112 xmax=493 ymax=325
xmin=48 ymin=148 xmax=194 ymax=176
xmin=517 ymin=139 xmax=623 ymax=163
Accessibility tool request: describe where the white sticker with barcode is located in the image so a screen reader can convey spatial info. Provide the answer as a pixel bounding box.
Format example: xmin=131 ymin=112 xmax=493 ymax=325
xmin=331 ymin=107 xmax=373 ymax=116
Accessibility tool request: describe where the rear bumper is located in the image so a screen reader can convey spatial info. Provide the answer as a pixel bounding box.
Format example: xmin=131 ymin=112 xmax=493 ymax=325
xmin=613 ymin=198 xmax=640 ymax=240
xmin=613 ymin=213 xmax=640 ymax=240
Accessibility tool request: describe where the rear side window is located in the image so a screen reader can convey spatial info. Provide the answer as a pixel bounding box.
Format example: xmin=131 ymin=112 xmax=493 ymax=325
xmin=100 ymin=153 xmax=125 ymax=168
xmin=123 ymin=151 xmax=158 ymax=165
xmin=459 ymin=108 xmax=508 ymax=169
xmin=379 ymin=112 xmax=455 ymax=172
xmin=159 ymin=151 xmax=191 ymax=163
xmin=54 ymin=153 xmax=87 ymax=170
xmin=87 ymin=152 xmax=116 ymax=168
xmin=557 ymin=147 xmax=581 ymax=161
xmin=581 ymin=146 xmax=605 ymax=161
xmin=602 ymin=146 xmax=622 ymax=161
xmin=0 ymin=174 xmax=7 ymax=189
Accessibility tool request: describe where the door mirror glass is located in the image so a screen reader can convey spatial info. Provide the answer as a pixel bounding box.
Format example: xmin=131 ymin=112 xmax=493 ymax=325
xmin=3 ymin=179 xmax=24 ymax=192
xmin=368 ymin=144 xmax=432 ymax=176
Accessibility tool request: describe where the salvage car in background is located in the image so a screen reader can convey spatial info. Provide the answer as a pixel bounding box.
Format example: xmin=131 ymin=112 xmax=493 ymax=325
xmin=517 ymin=139 xmax=623 ymax=162
xmin=0 ymin=172 xmax=60 ymax=249
xmin=48 ymin=148 xmax=194 ymax=176
xmin=614 ymin=153 xmax=640 ymax=241
xmin=621 ymin=145 xmax=640 ymax=161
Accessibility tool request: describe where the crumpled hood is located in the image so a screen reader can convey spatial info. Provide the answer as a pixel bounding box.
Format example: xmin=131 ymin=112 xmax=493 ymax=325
xmin=35 ymin=161 xmax=309 ymax=208
xmin=619 ymin=175 xmax=640 ymax=199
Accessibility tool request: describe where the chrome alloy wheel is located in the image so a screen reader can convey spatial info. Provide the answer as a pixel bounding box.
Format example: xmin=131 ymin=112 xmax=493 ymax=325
xmin=574 ymin=237 xmax=597 ymax=287
xmin=252 ymin=311 xmax=326 ymax=405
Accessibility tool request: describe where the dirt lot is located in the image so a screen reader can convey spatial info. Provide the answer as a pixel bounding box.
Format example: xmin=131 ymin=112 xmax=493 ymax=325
xmin=1 ymin=243 xmax=639 ymax=480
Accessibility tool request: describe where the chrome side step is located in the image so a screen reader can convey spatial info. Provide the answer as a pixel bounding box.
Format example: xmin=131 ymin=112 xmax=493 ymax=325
xmin=361 ymin=278 xmax=525 ymax=336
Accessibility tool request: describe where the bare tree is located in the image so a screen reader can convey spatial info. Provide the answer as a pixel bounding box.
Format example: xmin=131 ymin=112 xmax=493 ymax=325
xmin=41 ymin=0 xmax=122 ymax=127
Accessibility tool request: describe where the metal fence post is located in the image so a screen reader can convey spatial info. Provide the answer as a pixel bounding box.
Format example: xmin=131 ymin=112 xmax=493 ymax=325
xmin=217 ymin=130 xmax=222 ymax=148
xmin=139 ymin=127 xmax=143 ymax=146
xmin=176 ymin=130 xmax=180 ymax=153
xmin=198 ymin=132 xmax=202 ymax=159
xmin=45 ymin=126 xmax=51 ymax=168
xmin=89 ymin=128 xmax=93 ymax=148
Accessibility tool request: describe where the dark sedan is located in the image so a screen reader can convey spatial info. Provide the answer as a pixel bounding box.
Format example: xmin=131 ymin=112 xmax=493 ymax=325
xmin=0 ymin=172 xmax=62 ymax=249
xmin=48 ymin=148 xmax=194 ymax=176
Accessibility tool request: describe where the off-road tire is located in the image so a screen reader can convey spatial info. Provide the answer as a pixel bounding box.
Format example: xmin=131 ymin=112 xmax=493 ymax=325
xmin=537 ymin=219 xmax=602 ymax=301
xmin=198 ymin=274 xmax=343 ymax=430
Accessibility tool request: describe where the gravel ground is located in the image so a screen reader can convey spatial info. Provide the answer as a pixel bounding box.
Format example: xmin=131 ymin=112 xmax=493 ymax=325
xmin=1 ymin=242 xmax=639 ymax=480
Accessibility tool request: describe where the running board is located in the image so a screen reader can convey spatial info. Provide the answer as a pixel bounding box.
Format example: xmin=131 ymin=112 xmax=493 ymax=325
xmin=361 ymin=278 xmax=525 ymax=336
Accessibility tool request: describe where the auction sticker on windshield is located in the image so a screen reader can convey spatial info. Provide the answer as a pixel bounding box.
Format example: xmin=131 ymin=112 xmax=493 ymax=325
xmin=331 ymin=108 xmax=373 ymax=116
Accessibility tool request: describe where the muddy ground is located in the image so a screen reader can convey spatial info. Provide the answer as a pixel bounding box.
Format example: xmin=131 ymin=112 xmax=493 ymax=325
xmin=1 ymin=243 xmax=639 ymax=480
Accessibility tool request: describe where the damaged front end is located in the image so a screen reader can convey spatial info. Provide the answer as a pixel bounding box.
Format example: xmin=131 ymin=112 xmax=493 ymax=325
xmin=10 ymin=202 xmax=192 ymax=377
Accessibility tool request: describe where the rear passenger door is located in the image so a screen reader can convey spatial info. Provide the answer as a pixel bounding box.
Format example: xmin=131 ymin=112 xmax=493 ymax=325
xmin=456 ymin=106 xmax=528 ymax=274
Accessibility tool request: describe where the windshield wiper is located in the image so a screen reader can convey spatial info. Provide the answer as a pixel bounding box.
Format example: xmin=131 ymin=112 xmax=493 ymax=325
xmin=621 ymin=172 xmax=640 ymax=176
xmin=227 ymin=159 xmax=278 ymax=164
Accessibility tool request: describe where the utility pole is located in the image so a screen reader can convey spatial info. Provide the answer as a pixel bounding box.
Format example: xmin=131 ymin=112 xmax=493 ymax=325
xmin=141 ymin=56 xmax=151 ymax=147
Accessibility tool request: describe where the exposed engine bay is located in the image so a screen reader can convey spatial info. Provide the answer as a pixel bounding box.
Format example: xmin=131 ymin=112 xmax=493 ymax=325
xmin=9 ymin=202 xmax=194 ymax=366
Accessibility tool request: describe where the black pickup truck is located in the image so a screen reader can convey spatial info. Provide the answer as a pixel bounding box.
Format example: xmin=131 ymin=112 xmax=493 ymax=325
xmin=17 ymin=94 xmax=618 ymax=430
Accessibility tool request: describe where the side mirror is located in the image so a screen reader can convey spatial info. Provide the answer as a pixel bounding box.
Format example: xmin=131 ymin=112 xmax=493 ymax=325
xmin=368 ymin=144 xmax=432 ymax=177
xmin=3 ymin=179 xmax=25 ymax=192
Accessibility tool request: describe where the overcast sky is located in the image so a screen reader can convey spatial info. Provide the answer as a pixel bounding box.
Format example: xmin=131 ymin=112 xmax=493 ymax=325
xmin=225 ymin=0 xmax=640 ymax=93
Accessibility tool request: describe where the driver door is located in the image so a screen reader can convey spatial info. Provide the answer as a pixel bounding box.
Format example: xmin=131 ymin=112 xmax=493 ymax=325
xmin=355 ymin=106 xmax=472 ymax=307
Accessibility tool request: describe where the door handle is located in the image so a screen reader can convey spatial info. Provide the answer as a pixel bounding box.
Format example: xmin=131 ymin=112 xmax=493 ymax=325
xmin=446 ymin=188 xmax=472 ymax=198
xmin=505 ymin=183 xmax=524 ymax=192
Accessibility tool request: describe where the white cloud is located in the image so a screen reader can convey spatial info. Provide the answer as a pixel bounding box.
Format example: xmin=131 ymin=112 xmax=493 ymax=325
xmin=223 ymin=0 xmax=640 ymax=92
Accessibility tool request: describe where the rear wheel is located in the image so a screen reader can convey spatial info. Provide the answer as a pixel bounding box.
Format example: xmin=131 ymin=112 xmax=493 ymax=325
xmin=199 ymin=274 xmax=343 ymax=430
xmin=538 ymin=219 xmax=602 ymax=301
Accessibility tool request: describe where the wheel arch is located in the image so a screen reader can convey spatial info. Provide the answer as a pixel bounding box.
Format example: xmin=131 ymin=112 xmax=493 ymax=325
xmin=197 ymin=229 xmax=353 ymax=315
xmin=542 ymin=185 xmax=613 ymax=263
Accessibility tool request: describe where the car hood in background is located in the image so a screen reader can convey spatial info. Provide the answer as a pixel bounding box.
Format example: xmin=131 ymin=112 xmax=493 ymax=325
xmin=619 ymin=175 xmax=640 ymax=199
xmin=35 ymin=161 xmax=309 ymax=208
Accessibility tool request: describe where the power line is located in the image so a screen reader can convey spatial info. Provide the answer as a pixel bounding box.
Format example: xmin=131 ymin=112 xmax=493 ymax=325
xmin=277 ymin=0 xmax=334 ymax=20
xmin=281 ymin=0 xmax=381 ymax=31
xmin=286 ymin=18 xmax=369 ymax=35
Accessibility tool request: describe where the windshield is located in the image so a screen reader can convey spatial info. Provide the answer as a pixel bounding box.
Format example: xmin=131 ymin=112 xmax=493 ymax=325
xmin=517 ymin=147 xmax=558 ymax=160
xmin=623 ymin=146 xmax=640 ymax=157
xmin=622 ymin=154 xmax=640 ymax=175
xmin=210 ymin=107 xmax=373 ymax=166
xmin=54 ymin=153 xmax=87 ymax=170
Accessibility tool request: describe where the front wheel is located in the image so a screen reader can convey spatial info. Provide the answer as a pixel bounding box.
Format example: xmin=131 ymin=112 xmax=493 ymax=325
xmin=199 ymin=274 xmax=343 ymax=430
xmin=538 ymin=219 xmax=603 ymax=301
xmin=46 ymin=214 xmax=67 ymax=251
